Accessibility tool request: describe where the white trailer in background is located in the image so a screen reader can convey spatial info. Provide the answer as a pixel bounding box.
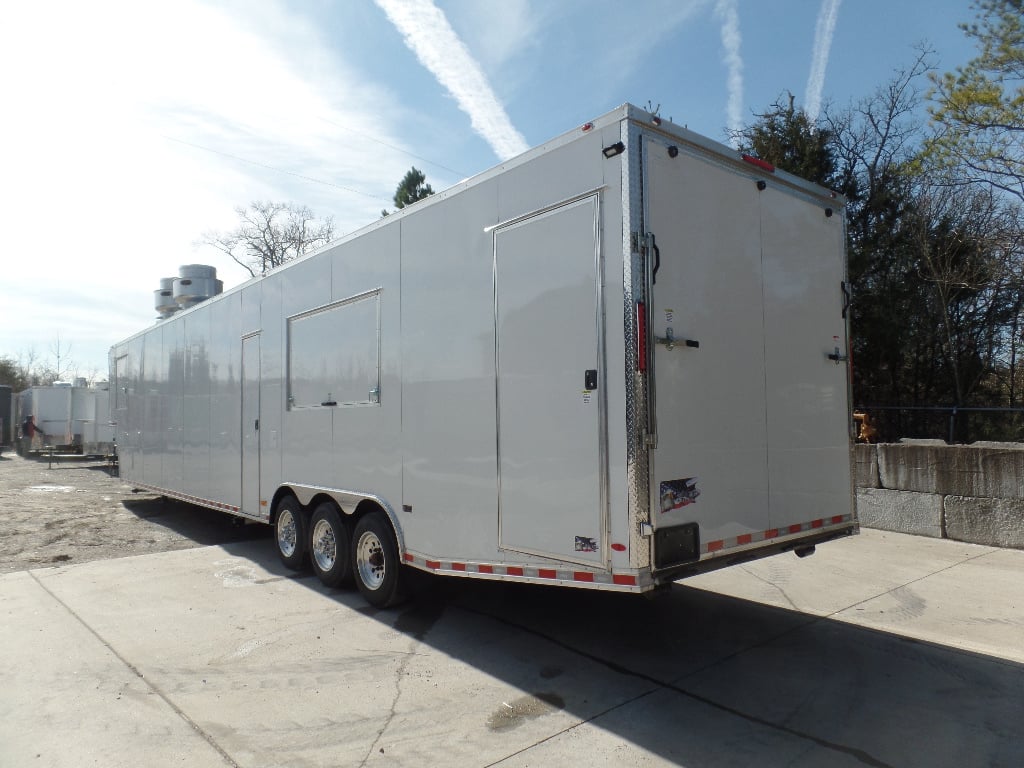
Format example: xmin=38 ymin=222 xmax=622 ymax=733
xmin=17 ymin=382 xmax=112 ymax=454
xmin=80 ymin=383 xmax=115 ymax=457
xmin=110 ymin=104 xmax=856 ymax=607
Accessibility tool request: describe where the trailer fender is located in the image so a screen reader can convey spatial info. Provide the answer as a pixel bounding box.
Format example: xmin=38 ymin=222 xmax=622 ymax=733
xmin=277 ymin=483 xmax=405 ymax=554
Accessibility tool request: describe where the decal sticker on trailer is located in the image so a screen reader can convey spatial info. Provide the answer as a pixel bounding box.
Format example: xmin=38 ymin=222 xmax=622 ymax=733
xmin=660 ymin=478 xmax=700 ymax=513
xmin=574 ymin=536 xmax=598 ymax=553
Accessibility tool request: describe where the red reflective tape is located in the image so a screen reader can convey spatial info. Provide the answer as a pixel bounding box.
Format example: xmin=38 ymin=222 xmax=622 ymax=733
xmin=426 ymin=560 xmax=440 ymax=570
xmin=811 ymin=519 xmax=823 ymax=529
xmin=636 ymin=303 xmax=647 ymax=372
xmin=452 ymin=562 xmax=466 ymax=571
xmin=506 ymin=566 xmax=524 ymax=577
xmin=403 ymin=553 xmax=414 ymax=562
xmin=789 ymin=524 xmax=803 ymax=534
xmin=737 ymin=533 xmax=752 ymax=545
xmin=707 ymin=540 xmax=724 ymax=552
xmin=831 ymin=515 xmax=845 ymax=524
xmin=613 ymin=574 xmax=637 ymax=586
xmin=764 ymin=529 xmax=778 ymax=539
xmin=573 ymin=572 xmax=594 ymax=582
xmin=538 ymin=569 xmax=557 ymax=579
xmin=478 ymin=564 xmax=494 ymax=574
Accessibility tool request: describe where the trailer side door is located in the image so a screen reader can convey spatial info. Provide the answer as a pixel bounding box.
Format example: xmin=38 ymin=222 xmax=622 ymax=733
xmin=494 ymin=195 xmax=607 ymax=566
xmin=241 ymin=333 xmax=261 ymax=516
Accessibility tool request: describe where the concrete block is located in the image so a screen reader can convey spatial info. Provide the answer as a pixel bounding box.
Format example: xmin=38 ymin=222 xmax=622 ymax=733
xmin=878 ymin=444 xmax=1024 ymax=498
xmin=944 ymin=496 xmax=1024 ymax=550
xmin=856 ymin=488 xmax=944 ymax=538
xmin=853 ymin=444 xmax=879 ymax=488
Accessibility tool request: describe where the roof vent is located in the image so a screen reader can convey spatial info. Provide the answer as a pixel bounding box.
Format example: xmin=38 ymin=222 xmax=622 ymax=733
xmin=173 ymin=264 xmax=223 ymax=309
xmin=154 ymin=276 xmax=179 ymax=319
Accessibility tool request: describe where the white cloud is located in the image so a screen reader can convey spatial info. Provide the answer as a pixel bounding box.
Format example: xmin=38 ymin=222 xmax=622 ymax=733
xmin=805 ymin=0 xmax=842 ymax=122
xmin=374 ymin=0 xmax=529 ymax=161
xmin=714 ymin=0 xmax=743 ymax=143
xmin=0 ymin=0 xmax=419 ymax=374
xmin=443 ymin=0 xmax=538 ymax=71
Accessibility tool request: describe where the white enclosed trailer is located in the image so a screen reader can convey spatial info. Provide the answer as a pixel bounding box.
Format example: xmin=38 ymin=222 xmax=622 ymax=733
xmin=110 ymin=105 xmax=856 ymax=606
xmin=80 ymin=383 xmax=115 ymax=457
xmin=16 ymin=383 xmax=113 ymax=455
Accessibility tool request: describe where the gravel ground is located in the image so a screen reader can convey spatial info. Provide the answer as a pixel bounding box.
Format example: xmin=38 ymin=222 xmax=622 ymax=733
xmin=0 ymin=452 xmax=269 ymax=574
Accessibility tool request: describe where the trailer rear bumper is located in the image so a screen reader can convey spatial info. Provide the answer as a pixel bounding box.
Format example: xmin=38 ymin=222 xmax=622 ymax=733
xmin=653 ymin=520 xmax=859 ymax=584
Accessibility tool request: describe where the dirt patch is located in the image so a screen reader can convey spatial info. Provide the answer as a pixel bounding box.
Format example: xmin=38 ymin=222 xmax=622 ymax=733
xmin=0 ymin=453 xmax=269 ymax=574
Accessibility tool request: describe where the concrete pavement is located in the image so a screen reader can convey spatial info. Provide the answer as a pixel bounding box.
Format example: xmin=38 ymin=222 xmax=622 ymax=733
xmin=1 ymin=528 xmax=1022 ymax=767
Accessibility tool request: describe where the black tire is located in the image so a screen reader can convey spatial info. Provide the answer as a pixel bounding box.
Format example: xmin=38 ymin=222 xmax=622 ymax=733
xmin=309 ymin=502 xmax=352 ymax=588
xmin=351 ymin=512 xmax=405 ymax=608
xmin=274 ymin=496 xmax=308 ymax=570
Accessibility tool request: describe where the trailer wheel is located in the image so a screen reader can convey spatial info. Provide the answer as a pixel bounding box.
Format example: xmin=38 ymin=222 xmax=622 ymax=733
xmin=275 ymin=496 xmax=308 ymax=570
xmin=352 ymin=513 xmax=405 ymax=608
xmin=309 ymin=502 xmax=352 ymax=588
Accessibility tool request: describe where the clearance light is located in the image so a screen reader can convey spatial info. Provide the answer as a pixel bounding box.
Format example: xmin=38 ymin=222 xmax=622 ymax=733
xmin=741 ymin=154 xmax=775 ymax=173
xmin=582 ymin=122 xmax=594 ymax=132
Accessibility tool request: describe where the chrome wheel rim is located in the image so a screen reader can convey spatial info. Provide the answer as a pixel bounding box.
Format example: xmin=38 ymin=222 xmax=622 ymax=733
xmin=312 ymin=519 xmax=337 ymax=572
xmin=356 ymin=530 xmax=386 ymax=590
xmin=277 ymin=510 xmax=297 ymax=558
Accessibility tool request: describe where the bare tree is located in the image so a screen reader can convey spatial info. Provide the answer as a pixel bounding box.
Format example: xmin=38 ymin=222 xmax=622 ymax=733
xmin=909 ymin=183 xmax=1024 ymax=405
xmin=201 ymin=201 xmax=335 ymax=278
xmin=49 ymin=333 xmax=75 ymax=382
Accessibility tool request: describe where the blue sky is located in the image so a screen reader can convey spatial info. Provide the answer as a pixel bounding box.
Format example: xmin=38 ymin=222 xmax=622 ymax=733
xmin=0 ymin=0 xmax=979 ymax=378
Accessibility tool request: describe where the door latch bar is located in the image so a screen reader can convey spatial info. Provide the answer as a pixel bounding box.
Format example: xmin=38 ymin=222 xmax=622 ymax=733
xmin=654 ymin=327 xmax=699 ymax=351
xmin=827 ymin=346 xmax=848 ymax=364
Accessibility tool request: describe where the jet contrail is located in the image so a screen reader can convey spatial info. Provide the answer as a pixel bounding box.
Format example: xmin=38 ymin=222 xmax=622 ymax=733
xmin=374 ymin=0 xmax=528 ymax=161
xmin=714 ymin=0 xmax=743 ymax=143
xmin=805 ymin=0 xmax=842 ymax=123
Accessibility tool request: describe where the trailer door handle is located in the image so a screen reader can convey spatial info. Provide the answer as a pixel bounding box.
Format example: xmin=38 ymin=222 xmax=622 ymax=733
xmin=651 ymin=234 xmax=661 ymax=285
xmin=584 ymin=369 xmax=598 ymax=390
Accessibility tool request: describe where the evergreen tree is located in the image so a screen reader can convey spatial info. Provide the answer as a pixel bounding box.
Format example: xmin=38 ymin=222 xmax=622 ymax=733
xmin=393 ymin=167 xmax=434 ymax=209
xmin=925 ymin=0 xmax=1024 ymax=201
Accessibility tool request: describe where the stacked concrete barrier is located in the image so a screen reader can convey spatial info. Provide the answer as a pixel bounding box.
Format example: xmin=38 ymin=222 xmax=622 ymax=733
xmin=855 ymin=442 xmax=1024 ymax=549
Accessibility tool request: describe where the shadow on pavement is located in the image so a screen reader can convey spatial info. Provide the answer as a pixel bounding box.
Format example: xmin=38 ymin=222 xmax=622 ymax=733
xmin=121 ymin=496 xmax=271 ymax=548
xmin=219 ymin=537 xmax=1023 ymax=768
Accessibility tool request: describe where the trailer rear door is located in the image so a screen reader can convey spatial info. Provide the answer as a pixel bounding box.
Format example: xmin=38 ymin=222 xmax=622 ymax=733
xmin=645 ymin=142 xmax=770 ymax=554
xmin=644 ymin=140 xmax=850 ymax=561
xmin=494 ymin=195 xmax=607 ymax=566
xmin=759 ymin=185 xmax=852 ymax=534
